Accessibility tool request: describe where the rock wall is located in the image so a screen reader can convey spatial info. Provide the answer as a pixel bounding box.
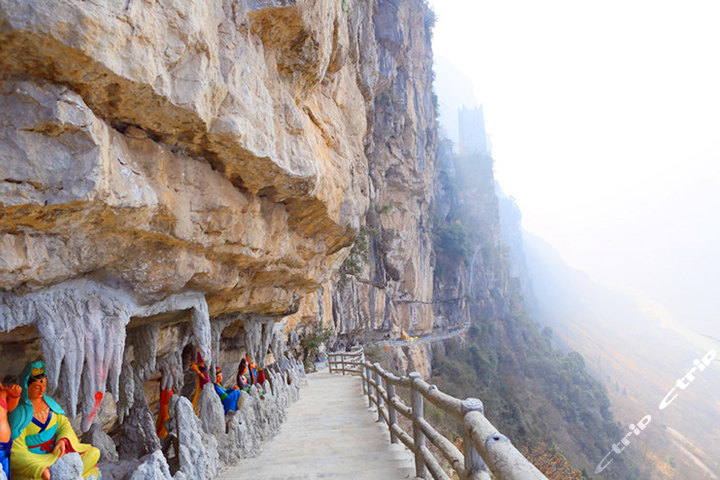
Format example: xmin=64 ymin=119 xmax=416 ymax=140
xmin=344 ymin=127 xmax=524 ymax=381
xmin=0 ymin=0 xmax=371 ymax=314
xmin=331 ymin=0 xmax=438 ymax=337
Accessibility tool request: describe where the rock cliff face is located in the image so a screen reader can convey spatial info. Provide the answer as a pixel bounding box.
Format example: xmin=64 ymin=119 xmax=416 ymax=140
xmin=0 ymin=0 xmax=370 ymax=314
xmin=0 ymin=0 xmax=437 ymax=476
xmin=376 ymin=141 xmax=524 ymax=379
xmin=331 ymin=0 xmax=438 ymax=336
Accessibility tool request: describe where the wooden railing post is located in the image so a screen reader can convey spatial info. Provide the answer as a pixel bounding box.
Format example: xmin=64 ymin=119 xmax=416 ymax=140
xmin=462 ymin=398 xmax=488 ymax=479
xmin=341 ymin=353 xmax=346 ymax=375
xmin=409 ymin=372 xmax=428 ymax=478
xmin=387 ymin=381 xmax=398 ymax=444
xmin=329 ymin=353 xmax=334 ymax=373
xmin=366 ymin=363 xmax=374 ymax=408
xmin=374 ymin=363 xmax=383 ymax=423
xmin=361 ymin=362 xmax=368 ymax=395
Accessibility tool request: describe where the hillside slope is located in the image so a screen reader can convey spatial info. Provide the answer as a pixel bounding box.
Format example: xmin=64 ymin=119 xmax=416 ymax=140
xmin=525 ymin=234 xmax=720 ymax=479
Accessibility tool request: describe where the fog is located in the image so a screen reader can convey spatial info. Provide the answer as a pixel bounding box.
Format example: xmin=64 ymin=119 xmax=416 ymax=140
xmin=428 ymin=0 xmax=720 ymax=338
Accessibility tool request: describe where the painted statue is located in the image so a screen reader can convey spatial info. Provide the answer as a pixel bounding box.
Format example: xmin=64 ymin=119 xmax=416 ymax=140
xmin=236 ymin=358 xmax=248 ymax=390
xmin=246 ymin=355 xmax=258 ymax=386
xmin=9 ymin=361 xmax=100 ymax=480
xmin=1 ymin=380 xmax=22 ymax=478
xmin=189 ymin=350 xmax=211 ymax=414
xmin=213 ymin=367 xmax=240 ymax=415
xmin=256 ymin=367 xmax=266 ymax=387
xmin=155 ymin=385 xmax=173 ymax=440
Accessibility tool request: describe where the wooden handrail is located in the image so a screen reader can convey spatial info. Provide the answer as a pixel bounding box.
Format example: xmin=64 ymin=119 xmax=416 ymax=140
xmin=413 ymin=376 xmax=464 ymax=420
xmin=327 ymin=350 xmax=364 ymax=376
xmin=465 ymin=411 xmax=547 ymax=480
xmin=328 ymin=348 xmax=548 ymax=480
xmin=389 ymin=395 xmax=413 ymax=419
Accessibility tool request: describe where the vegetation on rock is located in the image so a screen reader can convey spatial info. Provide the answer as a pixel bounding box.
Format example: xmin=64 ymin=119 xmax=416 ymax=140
xmin=300 ymin=322 xmax=334 ymax=370
xmin=337 ymin=226 xmax=377 ymax=287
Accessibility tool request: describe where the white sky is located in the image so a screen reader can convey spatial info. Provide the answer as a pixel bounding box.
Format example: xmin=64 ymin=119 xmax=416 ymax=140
xmin=428 ymin=0 xmax=720 ymax=332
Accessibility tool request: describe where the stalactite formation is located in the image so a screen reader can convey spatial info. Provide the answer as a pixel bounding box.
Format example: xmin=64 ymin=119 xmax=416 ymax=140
xmin=0 ymin=281 xmax=134 ymax=422
xmin=0 ymin=276 xmax=307 ymax=477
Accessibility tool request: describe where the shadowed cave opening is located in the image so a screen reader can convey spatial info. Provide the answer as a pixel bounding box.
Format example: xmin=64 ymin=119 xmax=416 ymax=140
xmin=0 ymin=325 xmax=42 ymax=385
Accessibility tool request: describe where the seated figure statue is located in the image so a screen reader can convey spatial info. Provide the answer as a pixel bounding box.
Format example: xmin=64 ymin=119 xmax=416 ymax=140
xmin=213 ymin=367 xmax=240 ymax=415
xmin=9 ymin=361 xmax=100 ymax=480
xmin=246 ymin=355 xmax=258 ymax=386
xmin=236 ymin=358 xmax=248 ymax=391
xmin=1 ymin=380 xmax=22 ymax=478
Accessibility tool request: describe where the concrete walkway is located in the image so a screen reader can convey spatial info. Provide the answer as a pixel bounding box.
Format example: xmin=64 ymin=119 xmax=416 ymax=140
xmin=221 ymin=368 xmax=417 ymax=480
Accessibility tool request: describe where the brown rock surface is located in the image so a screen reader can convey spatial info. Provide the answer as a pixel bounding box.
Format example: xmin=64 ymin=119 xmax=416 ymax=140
xmin=0 ymin=0 xmax=370 ymax=313
xmin=0 ymin=0 xmax=382 ymax=450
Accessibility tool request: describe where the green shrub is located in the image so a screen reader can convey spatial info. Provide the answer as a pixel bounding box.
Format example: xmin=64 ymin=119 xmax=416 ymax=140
xmin=434 ymin=219 xmax=471 ymax=265
xmin=375 ymin=203 xmax=394 ymax=215
xmin=338 ymin=226 xmax=377 ymax=286
xmin=300 ymin=323 xmax=334 ymax=370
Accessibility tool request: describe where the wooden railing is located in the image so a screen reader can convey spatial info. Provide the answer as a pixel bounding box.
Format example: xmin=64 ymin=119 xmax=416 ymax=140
xmin=327 ymin=349 xmax=364 ymax=375
xmin=327 ymin=349 xmax=548 ymax=480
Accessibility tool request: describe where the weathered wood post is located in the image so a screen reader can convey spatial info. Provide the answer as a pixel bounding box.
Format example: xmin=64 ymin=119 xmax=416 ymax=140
xmin=341 ymin=352 xmax=346 ymax=375
xmin=329 ymin=353 xmax=334 ymax=374
xmin=366 ymin=363 xmax=374 ymax=408
xmin=360 ymin=362 xmax=367 ymax=394
xmin=462 ymin=398 xmax=488 ymax=479
xmin=409 ymin=372 xmax=428 ymax=478
xmin=387 ymin=380 xmax=398 ymax=444
xmin=361 ymin=352 xmax=368 ymax=394
xmin=374 ymin=363 xmax=384 ymax=423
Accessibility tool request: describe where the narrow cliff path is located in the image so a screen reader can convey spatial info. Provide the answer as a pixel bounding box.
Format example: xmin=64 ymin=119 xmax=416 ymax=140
xmin=220 ymin=368 xmax=417 ymax=480
xmin=375 ymin=316 xmax=471 ymax=349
